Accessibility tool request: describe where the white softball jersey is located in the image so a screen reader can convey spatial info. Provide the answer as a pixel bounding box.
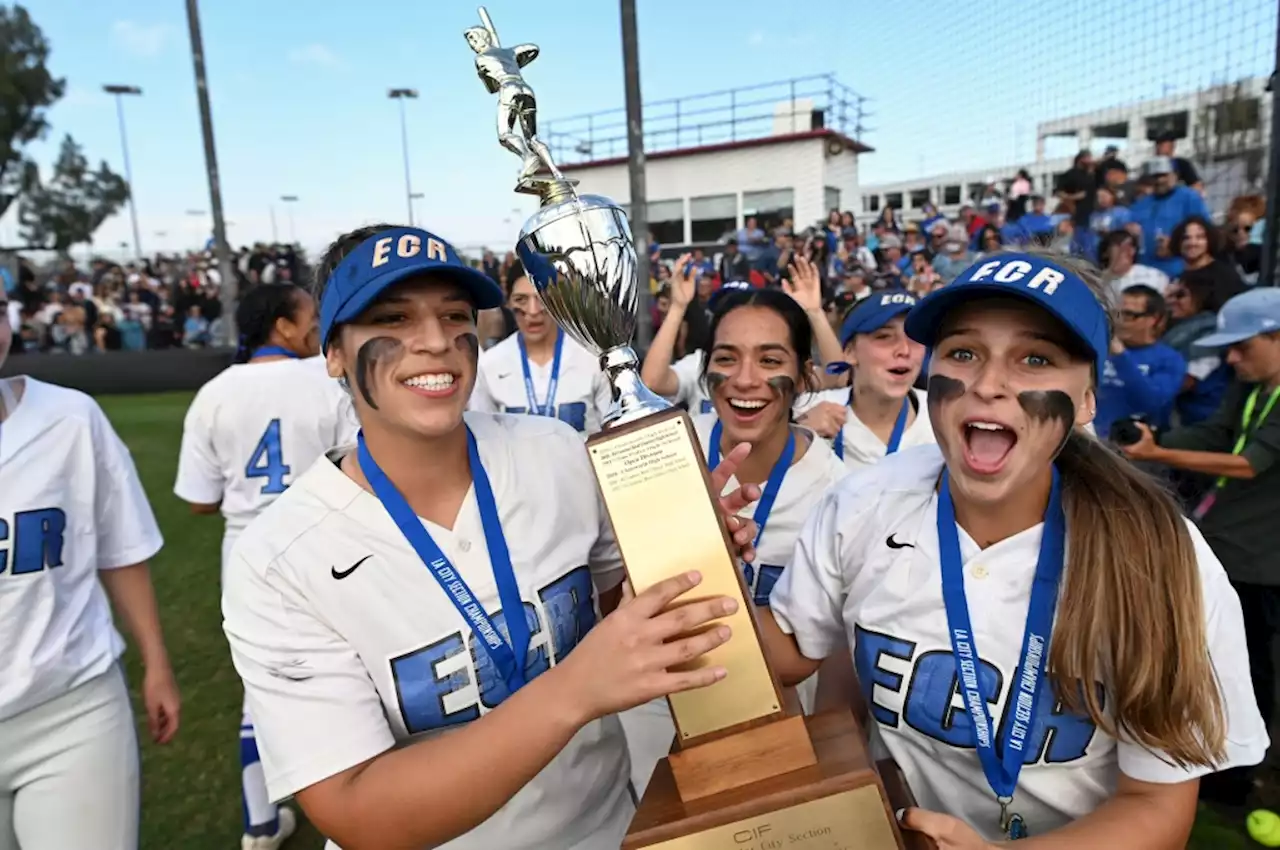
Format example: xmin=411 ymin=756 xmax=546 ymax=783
xmin=173 ymin=356 xmax=358 ymax=572
xmin=796 ymin=387 xmax=936 ymax=469
xmin=222 ymin=412 xmax=633 ymax=850
xmin=0 ymin=378 xmax=163 ymax=722
xmin=669 ymin=350 xmax=714 ymax=415
xmin=469 ymin=332 xmax=613 ymax=436
xmin=770 ymin=443 xmax=1268 ymax=841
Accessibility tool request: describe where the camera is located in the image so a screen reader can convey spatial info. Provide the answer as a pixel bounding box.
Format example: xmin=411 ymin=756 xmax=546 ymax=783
xmin=1110 ymin=415 xmax=1155 ymax=447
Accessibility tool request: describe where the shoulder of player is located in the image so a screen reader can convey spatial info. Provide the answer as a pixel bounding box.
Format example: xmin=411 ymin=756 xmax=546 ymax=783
xmin=233 ymin=455 xmax=354 ymax=572
xmin=826 ymin=443 xmax=943 ymax=525
xmin=479 ymin=333 xmax=519 ymax=365
xmin=21 ymin=378 xmax=112 ymax=435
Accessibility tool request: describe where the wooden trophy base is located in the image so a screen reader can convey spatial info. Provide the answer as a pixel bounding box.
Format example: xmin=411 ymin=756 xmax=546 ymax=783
xmin=625 ymin=709 xmax=933 ymax=850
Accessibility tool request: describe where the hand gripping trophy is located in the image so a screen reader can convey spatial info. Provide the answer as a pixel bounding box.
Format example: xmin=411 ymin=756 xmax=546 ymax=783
xmin=464 ymin=8 xmax=566 ymax=193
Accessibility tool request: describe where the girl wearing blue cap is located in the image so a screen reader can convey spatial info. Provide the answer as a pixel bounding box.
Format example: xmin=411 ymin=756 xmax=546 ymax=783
xmin=797 ymin=289 xmax=935 ymax=468
xmin=221 ymin=224 xmax=763 ymax=850
xmin=756 ymin=250 xmax=1265 ymax=847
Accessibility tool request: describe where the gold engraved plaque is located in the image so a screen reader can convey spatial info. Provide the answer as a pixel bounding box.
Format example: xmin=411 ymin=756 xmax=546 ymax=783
xmin=643 ymin=786 xmax=899 ymax=850
xmin=588 ymin=411 xmax=780 ymax=739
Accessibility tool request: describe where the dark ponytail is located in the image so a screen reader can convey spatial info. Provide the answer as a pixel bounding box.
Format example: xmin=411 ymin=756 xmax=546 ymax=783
xmin=234 ymin=283 xmax=305 ymax=363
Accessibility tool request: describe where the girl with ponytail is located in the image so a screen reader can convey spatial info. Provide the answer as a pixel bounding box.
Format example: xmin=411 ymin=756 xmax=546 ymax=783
xmin=756 ymin=249 xmax=1267 ymax=847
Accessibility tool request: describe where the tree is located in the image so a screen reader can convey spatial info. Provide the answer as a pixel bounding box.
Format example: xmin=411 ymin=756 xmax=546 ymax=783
xmin=18 ymin=134 xmax=129 ymax=253
xmin=0 ymin=4 xmax=66 ymax=221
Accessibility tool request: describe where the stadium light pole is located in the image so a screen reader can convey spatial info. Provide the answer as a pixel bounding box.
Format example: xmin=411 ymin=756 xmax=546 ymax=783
xmin=185 ymin=0 xmax=238 ymax=345
xmin=619 ymin=0 xmax=652 ymax=347
xmin=388 ymin=88 xmax=419 ymax=225
xmin=103 ymin=85 xmax=144 ymax=261
xmin=280 ymin=195 xmax=299 ymax=244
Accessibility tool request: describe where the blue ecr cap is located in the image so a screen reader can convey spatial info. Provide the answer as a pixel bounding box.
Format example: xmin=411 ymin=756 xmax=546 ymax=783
xmin=839 ymin=289 xmax=918 ymax=346
xmin=319 ymin=226 xmax=505 ymax=351
xmin=1194 ymin=287 xmax=1280 ymax=348
xmin=904 ymin=253 xmax=1110 ymax=370
xmin=708 ymin=279 xmax=754 ymax=311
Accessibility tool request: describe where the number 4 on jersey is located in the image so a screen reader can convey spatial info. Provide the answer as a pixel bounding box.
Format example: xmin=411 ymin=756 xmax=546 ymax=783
xmin=246 ymin=419 xmax=291 ymax=495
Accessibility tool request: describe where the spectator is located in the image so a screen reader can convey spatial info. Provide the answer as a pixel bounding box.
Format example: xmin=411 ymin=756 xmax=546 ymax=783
xmin=1100 ymin=230 xmax=1169 ymax=296
xmin=1089 ymin=186 xmax=1132 ymax=237
xmin=974 ymin=224 xmax=1003 ymax=257
xmin=1055 ymin=149 xmax=1096 ymax=229
xmin=1095 ymin=154 xmax=1132 ymax=205
xmin=1096 ymin=284 xmax=1185 ymax=438
xmin=931 ymin=225 xmax=973 ymax=283
xmin=1154 ymin=131 xmax=1203 ymax=191
xmin=1164 ymin=276 xmax=1237 ymax=427
xmin=718 ymin=239 xmax=751 ymax=283
xmin=182 ymin=304 xmax=210 ymax=348
xmin=1128 ymin=156 xmax=1212 ymax=277
xmin=735 ymin=216 xmax=767 ymax=262
xmin=1226 ymin=200 xmax=1263 ymax=285
xmin=1173 ymin=216 xmax=1244 ymax=308
xmin=94 ymin=313 xmax=124 ymax=352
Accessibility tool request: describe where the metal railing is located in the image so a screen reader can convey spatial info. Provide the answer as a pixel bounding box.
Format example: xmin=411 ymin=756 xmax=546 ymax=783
xmin=542 ymin=73 xmax=869 ymax=165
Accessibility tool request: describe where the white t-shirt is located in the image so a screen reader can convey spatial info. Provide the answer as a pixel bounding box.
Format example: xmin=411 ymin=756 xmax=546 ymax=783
xmin=223 ymin=413 xmax=632 ymax=850
xmin=0 ymin=378 xmax=163 ymax=721
xmin=770 ymin=443 xmax=1268 ymax=841
xmin=470 ymin=332 xmax=612 ymax=436
xmin=798 ymin=387 xmax=936 ymax=469
xmin=174 ymin=356 xmax=358 ymax=570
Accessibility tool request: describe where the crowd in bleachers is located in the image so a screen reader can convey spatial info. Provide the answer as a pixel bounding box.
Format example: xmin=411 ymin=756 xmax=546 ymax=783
xmin=2 ymin=243 xmax=306 ymax=355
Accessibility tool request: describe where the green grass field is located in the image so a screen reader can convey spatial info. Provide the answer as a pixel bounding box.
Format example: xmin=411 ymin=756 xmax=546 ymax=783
xmin=97 ymin=390 xmax=1256 ymax=849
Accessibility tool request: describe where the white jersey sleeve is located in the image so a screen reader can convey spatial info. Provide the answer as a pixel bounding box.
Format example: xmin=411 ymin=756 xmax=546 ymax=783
xmin=1117 ymin=521 xmax=1268 ymax=783
xmin=468 ymin=357 xmax=501 ymax=414
xmin=591 ymin=370 xmax=613 ymax=434
xmin=90 ymin=399 xmax=164 ymax=569
xmin=174 ymin=383 xmax=225 ymax=506
xmin=224 ymin=544 xmax=396 ymax=799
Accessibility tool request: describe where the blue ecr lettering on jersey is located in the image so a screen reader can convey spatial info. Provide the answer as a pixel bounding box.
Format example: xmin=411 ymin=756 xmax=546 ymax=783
xmin=700 ymin=399 xmax=713 ymax=414
xmin=853 ymin=624 xmax=1097 ymax=764
xmin=390 ymin=566 xmax=597 ymax=735
xmin=246 ymin=419 xmax=291 ymax=495
xmin=0 ymin=509 xmax=68 ymax=575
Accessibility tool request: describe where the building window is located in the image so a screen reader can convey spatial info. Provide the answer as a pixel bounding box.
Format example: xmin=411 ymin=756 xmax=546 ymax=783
xmin=885 ymin=192 xmax=903 ymax=210
xmin=742 ymin=189 xmax=794 ymax=232
xmin=689 ymin=194 xmax=737 ymax=243
xmin=861 ymin=194 xmax=881 ymax=213
xmin=824 ymin=186 xmax=841 ymax=216
xmin=647 ymin=199 xmax=685 ymax=245
xmin=909 ymin=189 xmax=931 ymax=209
xmin=943 ymin=185 xmax=961 ymax=205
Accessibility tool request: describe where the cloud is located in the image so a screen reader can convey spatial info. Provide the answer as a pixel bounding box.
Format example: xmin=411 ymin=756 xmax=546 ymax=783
xmin=288 ymin=44 xmax=341 ymax=68
xmin=110 ymin=20 xmax=173 ymax=58
xmin=747 ymin=30 xmax=766 ymax=47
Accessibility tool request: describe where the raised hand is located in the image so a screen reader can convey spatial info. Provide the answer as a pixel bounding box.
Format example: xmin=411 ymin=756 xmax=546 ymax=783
xmin=784 ymin=255 xmax=824 ymax=314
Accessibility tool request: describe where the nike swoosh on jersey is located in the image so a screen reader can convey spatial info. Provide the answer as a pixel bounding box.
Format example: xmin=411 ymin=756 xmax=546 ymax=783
xmin=332 ymin=555 xmax=373 ymax=580
xmin=886 ymin=534 xmax=915 ymax=549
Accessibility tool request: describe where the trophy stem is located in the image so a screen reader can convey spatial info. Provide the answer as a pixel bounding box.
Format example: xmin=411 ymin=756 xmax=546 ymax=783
xmin=600 ymin=345 xmax=672 ymax=427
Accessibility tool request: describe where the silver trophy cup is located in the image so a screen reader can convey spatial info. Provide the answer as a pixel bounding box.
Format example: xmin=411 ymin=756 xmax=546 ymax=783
xmin=466 ymin=6 xmax=668 ymax=427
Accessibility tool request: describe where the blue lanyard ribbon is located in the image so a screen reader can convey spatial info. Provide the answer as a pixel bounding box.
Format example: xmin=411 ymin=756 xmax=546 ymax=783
xmin=251 ymin=345 xmax=300 ymax=359
xmin=835 ymin=392 xmax=910 ymax=461
xmin=709 ymin=421 xmax=795 ymax=548
xmin=517 ymin=329 xmax=563 ymax=416
xmin=936 ymin=466 xmax=1064 ymax=814
xmin=357 ymin=428 xmax=531 ymax=696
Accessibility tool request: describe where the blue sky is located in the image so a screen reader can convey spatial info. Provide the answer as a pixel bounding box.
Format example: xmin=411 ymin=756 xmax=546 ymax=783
xmin=2 ymin=0 xmax=1274 ymax=260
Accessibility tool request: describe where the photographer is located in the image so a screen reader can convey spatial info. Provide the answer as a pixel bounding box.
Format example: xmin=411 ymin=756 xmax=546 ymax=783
xmin=1121 ymin=287 xmax=1280 ymax=806
xmin=1097 ymin=284 xmax=1184 ymax=440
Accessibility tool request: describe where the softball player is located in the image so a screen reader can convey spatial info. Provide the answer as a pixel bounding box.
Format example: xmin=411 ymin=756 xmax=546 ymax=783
xmin=759 ymin=251 xmax=1267 ymax=846
xmin=221 ymin=224 xmax=762 ymax=850
xmin=0 ymin=292 xmax=178 ymax=850
xmin=175 ymin=282 xmax=357 ymax=849
xmin=795 ymin=289 xmax=936 ymax=468
xmin=468 ymin=274 xmax=612 ymax=435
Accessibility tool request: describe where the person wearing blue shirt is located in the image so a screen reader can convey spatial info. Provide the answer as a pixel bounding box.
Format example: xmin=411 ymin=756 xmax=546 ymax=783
xmin=1015 ymin=195 xmax=1054 ymax=242
xmin=1128 ymin=157 xmax=1212 ymax=278
xmin=1097 ymin=284 xmax=1186 ymax=438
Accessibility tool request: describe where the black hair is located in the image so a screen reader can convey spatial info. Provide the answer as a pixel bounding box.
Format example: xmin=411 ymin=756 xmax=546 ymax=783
xmin=698 ymin=287 xmax=818 ymax=398
xmin=1098 ymin=229 xmax=1138 ymax=266
xmin=234 ymin=283 xmax=306 ymax=363
xmin=1121 ymin=284 xmax=1167 ymax=321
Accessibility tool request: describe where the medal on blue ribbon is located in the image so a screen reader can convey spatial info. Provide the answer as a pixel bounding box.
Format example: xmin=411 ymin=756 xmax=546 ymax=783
xmin=936 ymin=466 xmax=1065 ymax=840
xmin=834 ymin=391 xmax=910 ymax=461
xmin=358 ymin=428 xmax=532 ymax=698
xmin=517 ymin=328 xmax=563 ymax=417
